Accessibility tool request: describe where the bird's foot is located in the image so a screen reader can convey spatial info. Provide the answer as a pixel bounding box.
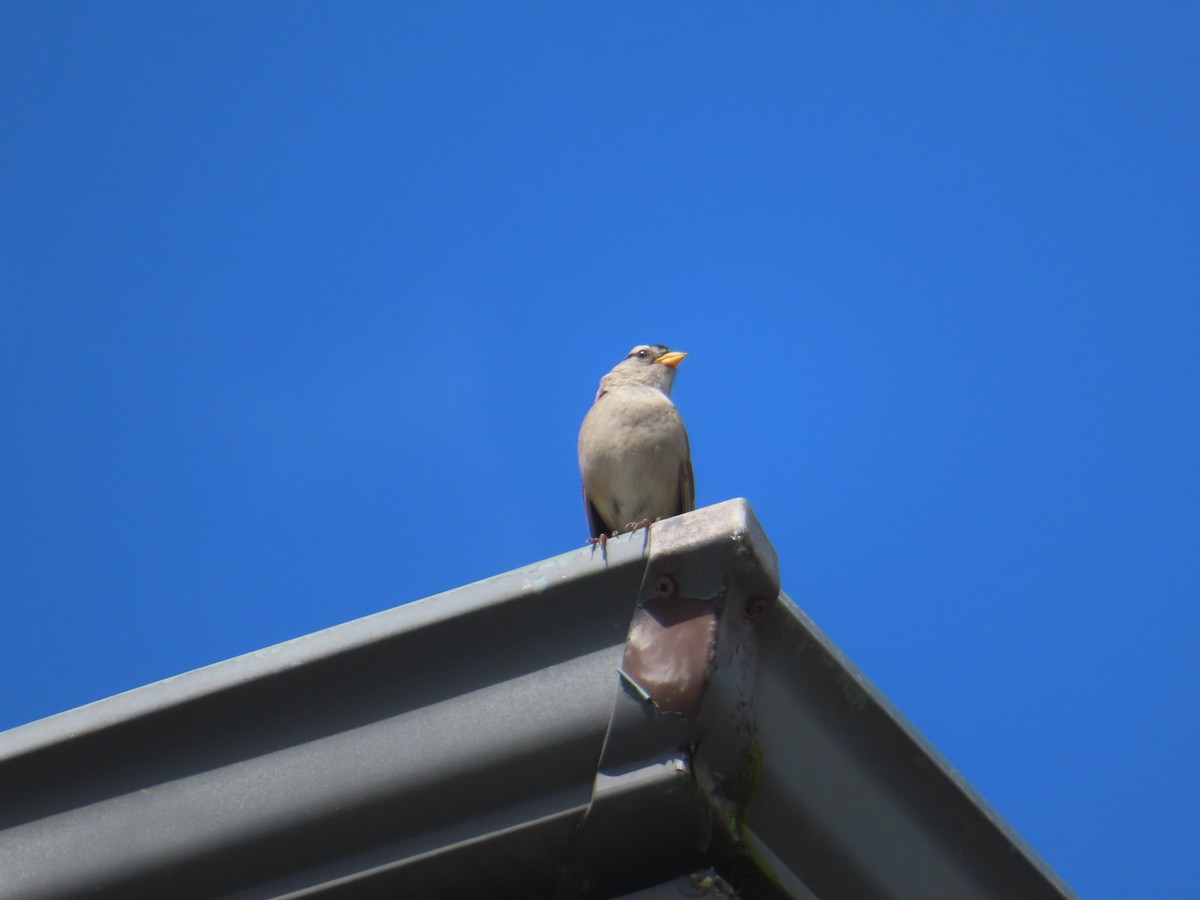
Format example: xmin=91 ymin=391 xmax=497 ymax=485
xmin=624 ymin=518 xmax=654 ymax=533
xmin=587 ymin=532 xmax=618 ymax=561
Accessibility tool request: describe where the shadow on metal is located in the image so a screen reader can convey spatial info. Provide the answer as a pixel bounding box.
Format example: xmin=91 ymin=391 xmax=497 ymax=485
xmin=0 ymin=500 xmax=1076 ymax=899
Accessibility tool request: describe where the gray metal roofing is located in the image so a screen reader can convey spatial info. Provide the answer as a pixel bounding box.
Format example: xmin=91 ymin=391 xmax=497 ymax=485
xmin=0 ymin=499 xmax=1075 ymax=899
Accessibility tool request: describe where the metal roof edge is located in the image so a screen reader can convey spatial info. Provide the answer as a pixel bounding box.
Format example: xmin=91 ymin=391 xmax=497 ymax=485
xmin=0 ymin=499 xmax=1076 ymax=899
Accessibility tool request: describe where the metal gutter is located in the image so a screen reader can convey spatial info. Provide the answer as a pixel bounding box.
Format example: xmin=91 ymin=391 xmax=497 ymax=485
xmin=0 ymin=499 xmax=1075 ymax=899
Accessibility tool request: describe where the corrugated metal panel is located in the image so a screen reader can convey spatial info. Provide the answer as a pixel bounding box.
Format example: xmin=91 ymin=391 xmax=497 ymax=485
xmin=0 ymin=500 xmax=1075 ymax=899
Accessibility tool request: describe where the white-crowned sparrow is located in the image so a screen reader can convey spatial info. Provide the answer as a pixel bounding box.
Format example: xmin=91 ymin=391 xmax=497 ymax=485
xmin=578 ymin=344 xmax=695 ymax=540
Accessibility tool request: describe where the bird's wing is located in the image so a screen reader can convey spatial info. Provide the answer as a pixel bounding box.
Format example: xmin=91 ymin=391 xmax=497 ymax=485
xmin=583 ymin=485 xmax=610 ymax=539
xmin=678 ymin=430 xmax=696 ymax=514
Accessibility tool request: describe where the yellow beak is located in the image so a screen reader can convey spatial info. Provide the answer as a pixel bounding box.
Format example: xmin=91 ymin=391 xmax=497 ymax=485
xmin=655 ymin=350 xmax=687 ymax=368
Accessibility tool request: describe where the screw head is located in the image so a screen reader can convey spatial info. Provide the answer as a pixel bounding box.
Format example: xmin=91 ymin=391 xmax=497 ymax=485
xmin=744 ymin=596 xmax=767 ymax=619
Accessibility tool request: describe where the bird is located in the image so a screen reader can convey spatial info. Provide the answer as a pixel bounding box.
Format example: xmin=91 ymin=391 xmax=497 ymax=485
xmin=578 ymin=344 xmax=695 ymax=541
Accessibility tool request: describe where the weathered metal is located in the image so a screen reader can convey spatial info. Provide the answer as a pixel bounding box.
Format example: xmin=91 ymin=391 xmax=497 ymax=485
xmin=0 ymin=499 xmax=1073 ymax=899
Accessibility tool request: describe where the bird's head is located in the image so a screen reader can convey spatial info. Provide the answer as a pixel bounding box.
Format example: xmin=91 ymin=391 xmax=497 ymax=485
xmin=603 ymin=344 xmax=687 ymax=395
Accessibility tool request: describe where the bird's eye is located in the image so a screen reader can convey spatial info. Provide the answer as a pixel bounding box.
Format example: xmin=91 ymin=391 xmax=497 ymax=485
xmin=636 ymin=349 xmax=648 ymax=358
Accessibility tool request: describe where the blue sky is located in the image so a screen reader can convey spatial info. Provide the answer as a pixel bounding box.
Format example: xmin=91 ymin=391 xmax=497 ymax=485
xmin=2 ymin=4 xmax=1197 ymax=896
